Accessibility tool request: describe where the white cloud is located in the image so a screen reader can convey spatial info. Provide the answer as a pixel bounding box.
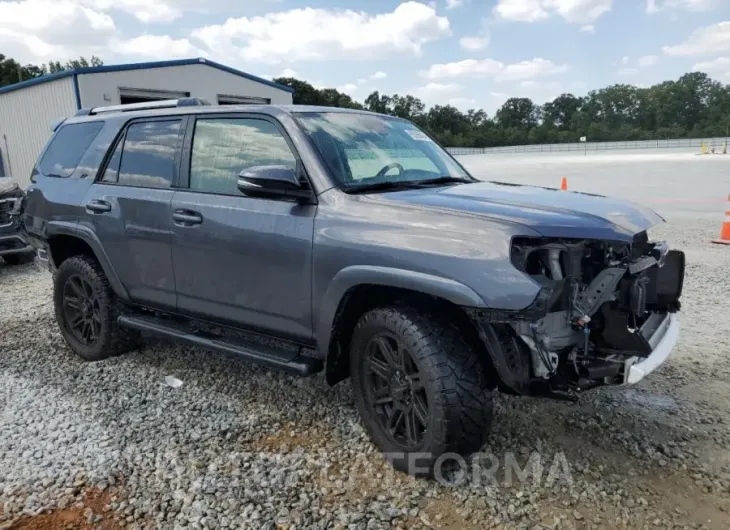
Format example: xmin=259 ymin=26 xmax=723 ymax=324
xmin=647 ymin=0 xmax=722 ymax=14
xmin=89 ymin=0 xmax=182 ymax=23
xmin=580 ymin=24 xmax=595 ymax=33
xmin=617 ymin=67 xmax=639 ymax=76
xmin=663 ymin=21 xmax=730 ymax=56
xmin=460 ymin=35 xmax=489 ymax=51
xmin=445 ymin=0 xmax=464 ymax=8
xmin=693 ymin=56 xmax=730 ymax=80
xmin=371 ymin=71 xmax=388 ymax=80
xmin=277 ymin=67 xmax=299 ymax=78
xmin=637 ymin=54 xmax=658 ymax=66
xmin=0 ymin=0 xmax=115 ymax=62
xmin=493 ymin=0 xmax=612 ymax=24
xmin=87 ymin=0 xmax=284 ymax=23
xmin=414 ymin=82 xmax=463 ymax=99
xmin=620 ymin=55 xmax=630 ymax=64
xmin=424 ymin=57 xmax=568 ymax=81
xmin=191 ymin=2 xmax=451 ymax=64
xmin=337 ymin=83 xmax=359 ymax=95
xmin=108 ymin=34 xmax=205 ymax=59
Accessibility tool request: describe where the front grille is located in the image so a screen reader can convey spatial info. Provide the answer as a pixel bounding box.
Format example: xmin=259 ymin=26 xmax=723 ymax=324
xmin=0 ymin=198 xmax=18 ymax=224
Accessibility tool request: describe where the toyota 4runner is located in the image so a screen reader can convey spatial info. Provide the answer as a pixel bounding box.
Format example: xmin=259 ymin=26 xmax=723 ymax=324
xmin=24 ymin=98 xmax=684 ymax=474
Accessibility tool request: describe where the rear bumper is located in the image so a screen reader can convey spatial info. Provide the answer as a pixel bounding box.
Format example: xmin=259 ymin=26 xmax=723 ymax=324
xmin=623 ymin=313 xmax=679 ymax=384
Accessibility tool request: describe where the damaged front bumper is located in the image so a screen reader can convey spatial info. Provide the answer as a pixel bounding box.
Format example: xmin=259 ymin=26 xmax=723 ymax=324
xmin=0 ymin=195 xmax=32 ymax=257
xmin=468 ymin=233 xmax=685 ymax=397
xmin=623 ymin=313 xmax=679 ymax=384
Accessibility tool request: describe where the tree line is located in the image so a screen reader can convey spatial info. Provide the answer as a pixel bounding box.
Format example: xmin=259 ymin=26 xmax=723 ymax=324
xmin=273 ymin=72 xmax=730 ymax=147
xmin=2 ymin=53 xmax=728 ymax=147
xmin=0 ymin=54 xmax=103 ymax=87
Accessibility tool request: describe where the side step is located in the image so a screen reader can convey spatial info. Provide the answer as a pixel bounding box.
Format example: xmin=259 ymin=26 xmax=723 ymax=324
xmin=118 ymin=314 xmax=323 ymax=376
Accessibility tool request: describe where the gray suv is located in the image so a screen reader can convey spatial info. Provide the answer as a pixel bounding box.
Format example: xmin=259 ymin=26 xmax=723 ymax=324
xmin=24 ymin=98 xmax=684 ymax=474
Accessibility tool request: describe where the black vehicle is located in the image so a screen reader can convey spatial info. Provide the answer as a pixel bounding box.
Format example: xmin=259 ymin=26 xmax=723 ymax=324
xmin=0 ymin=178 xmax=34 ymax=265
xmin=24 ymin=98 xmax=684 ymax=475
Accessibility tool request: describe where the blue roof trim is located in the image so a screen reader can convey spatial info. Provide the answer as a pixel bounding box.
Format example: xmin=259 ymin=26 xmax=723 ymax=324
xmin=0 ymin=57 xmax=295 ymax=96
xmin=0 ymin=70 xmax=74 ymax=95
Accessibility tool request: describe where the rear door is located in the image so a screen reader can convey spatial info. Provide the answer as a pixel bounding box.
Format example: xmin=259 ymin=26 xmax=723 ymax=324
xmin=80 ymin=116 xmax=186 ymax=309
xmin=171 ymin=113 xmax=316 ymax=340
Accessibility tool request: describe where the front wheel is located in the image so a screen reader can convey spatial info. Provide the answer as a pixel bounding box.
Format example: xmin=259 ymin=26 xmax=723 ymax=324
xmin=350 ymin=305 xmax=494 ymax=476
xmin=53 ymin=255 xmax=140 ymax=361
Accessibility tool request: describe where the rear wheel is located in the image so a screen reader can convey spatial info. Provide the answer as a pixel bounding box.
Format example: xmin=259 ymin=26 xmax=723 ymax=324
xmin=3 ymin=251 xmax=35 ymax=265
xmin=350 ymin=305 xmax=494 ymax=476
xmin=54 ymin=255 xmax=140 ymax=361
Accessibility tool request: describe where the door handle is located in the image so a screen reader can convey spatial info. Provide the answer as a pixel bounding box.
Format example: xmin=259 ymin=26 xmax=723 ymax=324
xmin=173 ymin=210 xmax=203 ymax=225
xmin=85 ymin=200 xmax=111 ymax=213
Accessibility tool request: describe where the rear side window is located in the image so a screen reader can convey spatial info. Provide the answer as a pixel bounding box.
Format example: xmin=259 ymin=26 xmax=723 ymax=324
xmin=115 ymin=120 xmax=181 ymax=189
xmin=39 ymin=122 xmax=104 ymax=177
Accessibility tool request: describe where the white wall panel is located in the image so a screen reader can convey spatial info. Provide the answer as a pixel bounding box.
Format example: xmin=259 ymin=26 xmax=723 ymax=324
xmin=0 ymin=77 xmax=76 ymax=189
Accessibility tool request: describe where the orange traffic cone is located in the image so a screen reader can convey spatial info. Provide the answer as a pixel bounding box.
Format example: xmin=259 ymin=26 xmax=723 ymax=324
xmin=712 ymin=194 xmax=730 ymax=245
xmin=560 ymin=177 xmax=568 ymax=191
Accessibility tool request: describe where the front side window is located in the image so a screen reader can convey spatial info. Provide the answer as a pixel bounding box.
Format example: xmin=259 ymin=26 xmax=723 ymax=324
xmin=189 ymin=118 xmax=297 ymax=195
xmin=295 ymin=112 xmax=471 ymax=189
xmin=116 ymin=120 xmax=181 ymax=188
xmin=39 ymin=122 xmax=104 ymax=177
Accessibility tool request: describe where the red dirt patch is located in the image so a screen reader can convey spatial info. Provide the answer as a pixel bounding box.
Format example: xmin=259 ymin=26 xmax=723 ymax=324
xmin=8 ymin=489 xmax=122 ymax=530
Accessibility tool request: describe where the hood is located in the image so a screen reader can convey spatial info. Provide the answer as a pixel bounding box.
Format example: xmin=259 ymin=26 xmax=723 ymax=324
xmin=371 ymin=181 xmax=664 ymax=242
xmin=0 ymin=178 xmax=21 ymax=197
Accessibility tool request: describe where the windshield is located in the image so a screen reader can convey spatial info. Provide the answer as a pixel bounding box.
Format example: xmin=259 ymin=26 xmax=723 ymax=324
xmin=295 ymin=112 xmax=472 ymax=190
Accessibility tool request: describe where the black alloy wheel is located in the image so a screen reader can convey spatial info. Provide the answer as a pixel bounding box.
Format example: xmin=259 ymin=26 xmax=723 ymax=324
xmin=53 ymin=255 xmax=140 ymax=361
xmin=350 ymin=305 xmax=495 ymax=476
xmin=363 ymin=332 xmax=429 ymax=448
xmin=62 ymin=274 xmax=102 ymax=345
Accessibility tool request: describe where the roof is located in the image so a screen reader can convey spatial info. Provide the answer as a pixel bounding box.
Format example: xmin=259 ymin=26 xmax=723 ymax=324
xmin=0 ymin=58 xmax=295 ymax=96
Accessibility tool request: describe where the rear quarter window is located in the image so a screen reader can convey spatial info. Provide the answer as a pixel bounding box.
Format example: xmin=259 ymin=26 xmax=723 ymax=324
xmin=39 ymin=122 xmax=104 ymax=177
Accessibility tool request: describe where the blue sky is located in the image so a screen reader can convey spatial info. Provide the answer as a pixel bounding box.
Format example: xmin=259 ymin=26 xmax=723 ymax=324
xmin=1 ymin=0 xmax=729 ymax=113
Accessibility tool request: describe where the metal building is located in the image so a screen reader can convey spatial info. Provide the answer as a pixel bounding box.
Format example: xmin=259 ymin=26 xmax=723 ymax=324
xmin=0 ymin=58 xmax=295 ymax=189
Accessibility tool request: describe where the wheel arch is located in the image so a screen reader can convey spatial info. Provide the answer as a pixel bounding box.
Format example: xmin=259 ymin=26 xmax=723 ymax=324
xmin=46 ymin=222 xmax=130 ymax=302
xmin=317 ymin=266 xmax=493 ymax=386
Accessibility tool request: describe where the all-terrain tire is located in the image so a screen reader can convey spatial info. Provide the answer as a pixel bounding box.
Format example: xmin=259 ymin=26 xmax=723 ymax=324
xmin=53 ymin=255 xmax=140 ymax=361
xmin=350 ymin=305 xmax=494 ymax=476
xmin=3 ymin=251 xmax=35 ymax=265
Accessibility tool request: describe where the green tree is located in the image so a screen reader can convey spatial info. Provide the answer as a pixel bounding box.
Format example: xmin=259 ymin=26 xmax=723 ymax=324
xmin=496 ymin=98 xmax=540 ymax=129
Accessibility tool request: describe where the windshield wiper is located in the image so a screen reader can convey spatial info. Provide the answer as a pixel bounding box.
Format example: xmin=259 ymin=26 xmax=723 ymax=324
xmin=411 ymin=176 xmax=474 ymax=187
xmin=343 ymin=181 xmax=426 ymax=194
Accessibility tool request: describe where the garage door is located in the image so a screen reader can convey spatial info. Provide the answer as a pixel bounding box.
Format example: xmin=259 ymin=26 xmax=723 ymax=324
xmin=217 ymin=94 xmax=271 ymax=105
xmin=119 ymin=87 xmax=190 ymax=105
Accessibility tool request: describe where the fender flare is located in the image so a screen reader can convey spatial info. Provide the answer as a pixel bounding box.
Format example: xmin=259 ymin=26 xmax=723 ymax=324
xmin=46 ymin=221 xmax=130 ymax=302
xmin=316 ymin=265 xmax=486 ymax=356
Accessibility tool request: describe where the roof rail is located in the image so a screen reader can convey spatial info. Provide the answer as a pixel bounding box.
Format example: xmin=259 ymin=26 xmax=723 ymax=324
xmin=75 ymin=97 xmax=211 ymax=117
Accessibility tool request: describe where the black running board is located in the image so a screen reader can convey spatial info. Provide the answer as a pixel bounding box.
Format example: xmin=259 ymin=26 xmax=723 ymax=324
xmin=118 ymin=315 xmax=323 ymax=376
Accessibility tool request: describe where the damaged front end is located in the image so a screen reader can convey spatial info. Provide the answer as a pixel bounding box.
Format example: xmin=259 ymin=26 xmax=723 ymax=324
xmin=469 ymin=232 xmax=684 ymax=399
xmin=0 ymin=179 xmax=32 ymax=258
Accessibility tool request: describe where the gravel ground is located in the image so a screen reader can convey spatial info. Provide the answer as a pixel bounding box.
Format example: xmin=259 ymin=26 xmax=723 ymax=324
xmin=2 ymin=187 xmax=730 ymax=528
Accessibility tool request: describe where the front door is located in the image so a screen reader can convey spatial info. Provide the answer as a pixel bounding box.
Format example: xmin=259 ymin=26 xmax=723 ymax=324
xmin=171 ymin=114 xmax=315 ymax=340
xmin=80 ymin=117 xmax=185 ymax=309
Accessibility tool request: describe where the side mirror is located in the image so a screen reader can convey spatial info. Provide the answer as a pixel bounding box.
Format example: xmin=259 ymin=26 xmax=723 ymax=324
xmin=237 ymin=165 xmax=311 ymax=200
